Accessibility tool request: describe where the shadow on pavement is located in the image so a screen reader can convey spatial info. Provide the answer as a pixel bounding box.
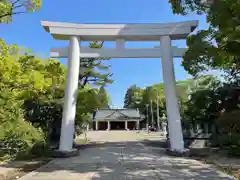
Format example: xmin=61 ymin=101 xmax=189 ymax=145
xmin=18 ymin=140 xmax=234 ymax=180
xmin=74 ymin=139 xmax=168 ymax=149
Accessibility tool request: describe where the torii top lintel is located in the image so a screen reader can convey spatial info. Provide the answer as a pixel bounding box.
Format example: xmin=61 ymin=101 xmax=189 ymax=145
xmin=40 ymin=20 xmax=198 ymax=41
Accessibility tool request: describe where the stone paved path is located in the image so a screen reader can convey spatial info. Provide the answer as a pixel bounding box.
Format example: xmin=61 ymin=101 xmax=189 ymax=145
xmin=19 ymin=131 xmax=235 ymax=180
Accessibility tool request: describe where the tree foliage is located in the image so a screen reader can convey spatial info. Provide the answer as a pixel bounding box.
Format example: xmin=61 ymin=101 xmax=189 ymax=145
xmin=169 ymin=0 xmax=240 ymax=84
xmin=123 ymin=85 xmax=143 ymax=108
xmin=0 ymin=0 xmax=42 ymax=23
xmin=97 ymin=86 xmax=110 ymax=108
xmin=168 ymin=0 xmax=240 ymax=155
xmin=123 ymin=78 xmax=198 ymax=127
xmin=79 ymin=41 xmax=113 ymax=88
xmin=0 ymin=39 xmax=111 ymax=159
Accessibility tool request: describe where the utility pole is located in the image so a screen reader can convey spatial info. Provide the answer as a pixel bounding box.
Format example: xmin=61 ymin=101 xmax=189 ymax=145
xmin=150 ymin=100 xmax=154 ymax=128
xmin=156 ymin=89 xmax=160 ymax=131
xmin=146 ymin=104 xmax=149 ymax=130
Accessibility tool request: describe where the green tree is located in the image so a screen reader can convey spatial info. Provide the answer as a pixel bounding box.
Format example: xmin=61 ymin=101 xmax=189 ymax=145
xmin=123 ymin=85 xmax=142 ymax=108
xmin=97 ymin=86 xmax=110 ymax=108
xmin=141 ymin=87 xmax=154 ymax=105
xmin=0 ymin=39 xmax=51 ymax=158
xmin=138 ymin=87 xmax=154 ymax=125
xmin=0 ymin=39 xmax=113 ymax=157
xmin=79 ymin=41 xmax=113 ymax=88
xmin=125 ymin=79 xmax=199 ymax=127
xmin=75 ymin=86 xmax=100 ymax=134
xmin=187 ymin=75 xmax=220 ymax=95
xmin=169 ymin=0 xmax=240 ymax=84
xmin=0 ymin=0 xmax=42 ymax=23
xmin=0 ymin=30 xmax=114 ymax=156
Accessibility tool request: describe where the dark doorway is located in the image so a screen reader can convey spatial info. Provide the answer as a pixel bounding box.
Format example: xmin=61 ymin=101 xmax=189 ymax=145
xmin=92 ymin=121 xmax=96 ymax=130
xmin=98 ymin=121 xmax=108 ymax=130
xmin=127 ymin=121 xmax=136 ymax=130
xmin=110 ymin=121 xmax=125 ymax=130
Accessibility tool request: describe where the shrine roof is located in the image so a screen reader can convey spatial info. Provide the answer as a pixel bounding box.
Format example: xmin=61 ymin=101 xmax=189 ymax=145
xmin=93 ymin=108 xmax=144 ymax=121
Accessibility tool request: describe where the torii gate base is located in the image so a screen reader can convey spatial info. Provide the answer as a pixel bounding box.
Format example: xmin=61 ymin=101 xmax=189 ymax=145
xmin=41 ymin=20 xmax=198 ymax=155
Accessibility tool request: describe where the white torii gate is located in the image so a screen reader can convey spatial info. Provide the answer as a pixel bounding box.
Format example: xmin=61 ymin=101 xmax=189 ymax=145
xmin=41 ymin=20 xmax=198 ymax=153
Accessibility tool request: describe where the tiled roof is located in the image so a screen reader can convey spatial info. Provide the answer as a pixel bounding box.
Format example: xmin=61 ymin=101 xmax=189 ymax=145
xmin=93 ymin=108 xmax=144 ymax=121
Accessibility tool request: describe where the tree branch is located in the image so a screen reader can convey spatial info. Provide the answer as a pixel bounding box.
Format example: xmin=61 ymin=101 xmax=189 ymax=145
xmin=0 ymin=13 xmax=12 ymax=19
xmin=83 ymin=77 xmax=89 ymax=86
xmin=13 ymin=4 xmax=25 ymax=9
xmin=0 ymin=0 xmax=26 ymax=20
xmin=11 ymin=11 xmax=26 ymax=15
xmin=0 ymin=11 xmax=26 ymax=19
xmin=12 ymin=0 xmax=21 ymax=6
xmin=87 ymin=78 xmax=105 ymax=82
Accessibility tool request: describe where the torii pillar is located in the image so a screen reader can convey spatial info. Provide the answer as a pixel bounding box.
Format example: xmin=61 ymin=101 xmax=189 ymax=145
xmin=58 ymin=36 xmax=80 ymax=152
xmin=160 ymin=36 xmax=184 ymax=152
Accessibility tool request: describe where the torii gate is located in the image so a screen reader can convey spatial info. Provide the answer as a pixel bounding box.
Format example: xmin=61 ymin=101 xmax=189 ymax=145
xmin=41 ymin=20 xmax=198 ymax=153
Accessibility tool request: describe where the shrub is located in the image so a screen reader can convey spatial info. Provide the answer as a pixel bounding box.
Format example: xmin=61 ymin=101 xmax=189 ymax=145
xmin=0 ymin=101 xmax=45 ymax=159
xmin=30 ymin=140 xmax=51 ymax=157
xmin=1 ymin=120 xmax=45 ymax=157
xmin=228 ymin=144 xmax=240 ymax=157
xmin=215 ymin=110 xmax=240 ymax=134
xmin=213 ymin=111 xmax=240 ymax=156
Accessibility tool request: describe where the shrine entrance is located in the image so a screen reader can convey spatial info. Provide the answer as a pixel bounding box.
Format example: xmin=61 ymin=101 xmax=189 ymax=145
xmin=110 ymin=121 xmax=125 ymax=130
xmin=41 ymin=20 xmax=198 ymax=153
xmin=97 ymin=121 xmax=108 ymax=130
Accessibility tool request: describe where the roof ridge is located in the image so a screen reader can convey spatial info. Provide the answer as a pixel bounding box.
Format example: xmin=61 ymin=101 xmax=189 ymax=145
xmin=116 ymin=109 xmax=129 ymax=118
xmin=98 ymin=108 xmax=138 ymax=110
xmin=105 ymin=111 xmax=117 ymax=118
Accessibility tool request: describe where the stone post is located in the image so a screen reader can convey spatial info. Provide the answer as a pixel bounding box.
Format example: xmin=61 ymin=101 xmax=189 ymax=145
xmin=95 ymin=121 xmax=99 ymax=131
xmin=125 ymin=121 xmax=128 ymax=130
xmin=107 ymin=121 xmax=110 ymax=131
xmin=136 ymin=121 xmax=140 ymax=130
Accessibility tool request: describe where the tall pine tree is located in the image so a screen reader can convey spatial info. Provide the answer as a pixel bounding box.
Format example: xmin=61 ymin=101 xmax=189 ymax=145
xmin=98 ymin=86 xmax=110 ymax=108
xmin=79 ymin=41 xmax=113 ymax=88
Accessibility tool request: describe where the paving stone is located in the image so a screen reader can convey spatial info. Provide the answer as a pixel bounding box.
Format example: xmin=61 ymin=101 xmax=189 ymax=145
xmin=19 ymin=131 xmax=235 ymax=180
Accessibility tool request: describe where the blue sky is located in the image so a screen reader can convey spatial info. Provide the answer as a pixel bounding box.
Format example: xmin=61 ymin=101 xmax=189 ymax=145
xmin=1 ymin=0 xmax=209 ymax=108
